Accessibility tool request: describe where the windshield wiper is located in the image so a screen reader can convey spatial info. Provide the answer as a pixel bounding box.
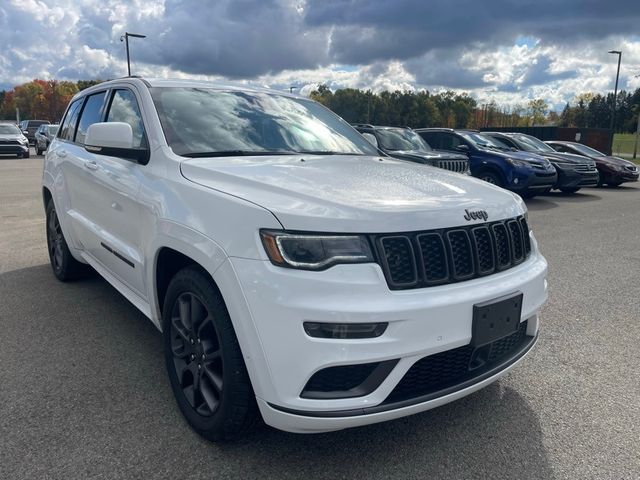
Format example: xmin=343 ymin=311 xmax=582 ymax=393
xmin=292 ymin=150 xmax=364 ymax=156
xmin=182 ymin=150 xmax=297 ymax=158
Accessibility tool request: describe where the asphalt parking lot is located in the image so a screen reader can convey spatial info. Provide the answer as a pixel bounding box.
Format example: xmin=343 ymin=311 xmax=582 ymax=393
xmin=1 ymin=152 xmax=639 ymax=479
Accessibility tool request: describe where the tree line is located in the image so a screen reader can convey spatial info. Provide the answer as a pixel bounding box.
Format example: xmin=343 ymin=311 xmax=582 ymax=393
xmin=310 ymin=84 xmax=640 ymax=132
xmin=1 ymin=78 xmax=638 ymax=132
xmin=0 ymin=79 xmax=103 ymax=123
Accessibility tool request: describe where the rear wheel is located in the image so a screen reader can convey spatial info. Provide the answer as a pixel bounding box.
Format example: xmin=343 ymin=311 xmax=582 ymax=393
xmin=560 ymin=187 xmax=580 ymax=194
xmin=163 ymin=266 xmax=258 ymax=442
xmin=45 ymin=199 xmax=91 ymax=281
xmin=478 ymin=171 xmax=503 ymax=187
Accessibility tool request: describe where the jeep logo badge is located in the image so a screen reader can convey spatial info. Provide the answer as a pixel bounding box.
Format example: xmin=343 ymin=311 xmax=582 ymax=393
xmin=464 ymin=209 xmax=488 ymax=221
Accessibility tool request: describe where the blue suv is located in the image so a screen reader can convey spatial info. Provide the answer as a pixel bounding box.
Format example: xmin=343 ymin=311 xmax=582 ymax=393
xmin=415 ymin=128 xmax=557 ymax=198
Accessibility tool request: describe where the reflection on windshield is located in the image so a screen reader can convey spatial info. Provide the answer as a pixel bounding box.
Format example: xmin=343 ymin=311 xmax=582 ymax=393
xmin=513 ymin=134 xmax=555 ymax=153
xmin=151 ymin=88 xmax=379 ymax=157
xmin=461 ymin=132 xmax=509 ymax=150
xmin=376 ymin=128 xmax=432 ymax=151
xmin=0 ymin=125 xmax=20 ymax=134
xmin=567 ymin=143 xmax=606 ymax=157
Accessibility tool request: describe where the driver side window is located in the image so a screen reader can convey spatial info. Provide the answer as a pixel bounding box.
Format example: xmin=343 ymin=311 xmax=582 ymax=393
xmin=106 ymin=89 xmax=147 ymax=148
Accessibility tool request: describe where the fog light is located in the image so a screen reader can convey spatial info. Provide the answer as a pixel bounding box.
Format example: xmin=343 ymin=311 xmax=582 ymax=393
xmin=514 ymin=178 xmax=519 ymax=184
xmin=303 ymin=322 xmax=388 ymax=339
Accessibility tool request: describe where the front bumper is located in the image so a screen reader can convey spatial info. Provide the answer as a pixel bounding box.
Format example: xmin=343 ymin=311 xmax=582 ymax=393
xmin=603 ymin=168 xmax=639 ymax=184
xmin=554 ymin=166 xmax=599 ymax=188
xmin=0 ymin=144 xmax=29 ymax=155
xmin=511 ymin=169 xmax=557 ymax=193
xmin=227 ymin=241 xmax=548 ymax=433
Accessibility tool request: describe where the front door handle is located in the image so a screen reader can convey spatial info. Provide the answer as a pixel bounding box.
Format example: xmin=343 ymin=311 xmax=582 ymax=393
xmin=84 ymin=160 xmax=98 ymax=171
xmin=57 ymin=149 xmax=67 ymax=158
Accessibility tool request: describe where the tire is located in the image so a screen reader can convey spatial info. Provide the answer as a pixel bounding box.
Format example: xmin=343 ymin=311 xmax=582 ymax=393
xmin=22 ymin=150 xmax=30 ymax=159
xmin=519 ymin=191 xmax=537 ymax=199
xmin=478 ymin=171 xmax=503 ymax=187
xmin=36 ymin=143 xmax=42 ymax=155
xmin=541 ymin=187 xmax=552 ymax=194
xmin=607 ymin=182 xmax=622 ymax=188
xmin=163 ymin=266 xmax=258 ymax=442
xmin=559 ymin=187 xmax=580 ymax=194
xmin=45 ymin=199 xmax=91 ymax=281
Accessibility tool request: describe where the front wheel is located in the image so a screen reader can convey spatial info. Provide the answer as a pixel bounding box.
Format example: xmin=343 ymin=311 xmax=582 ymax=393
xmin=478 ymin=171 xmax=503 ymax=187
xmin=560 ymin=187 xmax=580 ymax=194
xmin=45 ymin=199 xmax=91 ymax=281
xmin=163 ymin=266 xmax=258 ymax=442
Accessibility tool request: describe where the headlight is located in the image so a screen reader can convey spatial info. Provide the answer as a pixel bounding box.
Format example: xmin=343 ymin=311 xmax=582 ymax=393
xmin=19 ymin=137 xmax=28 ymax=144
xmin=260 ymin=230 xmax=374 ymax=270
xmin=506 ymin=158 xmax=529 ymax=167
xmin=612 ymin=164 xmax=624 ymax=171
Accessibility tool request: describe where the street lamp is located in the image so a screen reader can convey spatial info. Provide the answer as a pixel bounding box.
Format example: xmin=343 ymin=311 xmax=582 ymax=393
xmin=120 ymin=32 xmax=146 ymax=76
xmin=289 ymin=86 xmax=297 ymax=94
xmin=608 ymin=50 xmax=622 ymax=132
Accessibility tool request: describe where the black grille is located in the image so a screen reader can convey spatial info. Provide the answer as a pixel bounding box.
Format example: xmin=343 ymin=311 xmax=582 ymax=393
xmin=375 ymin=216 xmax=531 ymax=290
xmin=304 ymin=363 xmax=379 ymax=394
xmin=384 ymin=321 xmax=529 ymax=404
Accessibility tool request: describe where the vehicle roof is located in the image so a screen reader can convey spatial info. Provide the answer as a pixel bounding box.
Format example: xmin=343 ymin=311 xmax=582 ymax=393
xmin=74 ymin=76 xmax=301 ymax=99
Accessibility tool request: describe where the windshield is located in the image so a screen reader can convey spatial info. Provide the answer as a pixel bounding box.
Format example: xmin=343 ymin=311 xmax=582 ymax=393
xmin=150 ymin=87 xmax=379 ymax=157
xmin=460 ymin=132 xmax=510 ymax=151
xmin=564 ymin=143 xmax=606 ymax=157
xmin=47 ymin=125 xmax=59 ymax=135
xmin=0 ymin=124 xmax=20 ymax=134
xmin=376 ymin=128 xmax=432 ymax=152
xmin=511 ymin=134 xmax=555 ymax=153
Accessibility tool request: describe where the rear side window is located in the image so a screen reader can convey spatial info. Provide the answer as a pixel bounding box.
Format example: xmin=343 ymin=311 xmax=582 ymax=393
xmin=58 ymin=99 xmax=83 ymax=142
xmin=106 ymin=90 xmax=146 ymax=148
xmin=439 ymin=133 xmax=463 ymax=151
xmin=75 ymin=92 xmax=106 ymax=145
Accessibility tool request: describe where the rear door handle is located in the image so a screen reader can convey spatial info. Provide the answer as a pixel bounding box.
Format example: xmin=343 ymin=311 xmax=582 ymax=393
xmin=84 ymin=160 xmax=98 ymax=171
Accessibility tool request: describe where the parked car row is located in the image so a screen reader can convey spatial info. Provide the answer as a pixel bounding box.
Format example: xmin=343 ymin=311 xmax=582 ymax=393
xmin=352 ymin=124 xmax=637 ymax=197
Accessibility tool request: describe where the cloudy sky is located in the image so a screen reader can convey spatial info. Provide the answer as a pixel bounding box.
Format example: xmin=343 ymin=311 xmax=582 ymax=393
xmin=2 ymin=0 xmax=640 ymax=109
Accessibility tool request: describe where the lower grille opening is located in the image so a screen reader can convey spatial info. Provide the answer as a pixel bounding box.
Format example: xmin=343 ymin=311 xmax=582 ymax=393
xmin=384 ymin=320 xmax=530 ymax=405
xmin=301 ymin=359 xmax=398 ymax=400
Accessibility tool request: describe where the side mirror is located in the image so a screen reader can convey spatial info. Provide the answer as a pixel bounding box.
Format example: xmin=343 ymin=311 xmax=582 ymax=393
xmin=84 ymin=122 xmax=149 ymax=164
xmin=455 ymin=144 xmax=469 ymax=152
xmin=22 ymin=130 xmax=28 ymax=135
xmin=361 ymin=132 xmax=379 ymax=149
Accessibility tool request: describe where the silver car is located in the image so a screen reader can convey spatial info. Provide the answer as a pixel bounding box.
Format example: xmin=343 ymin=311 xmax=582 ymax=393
xmin=35 ymin=124 xmax=59 ymax=155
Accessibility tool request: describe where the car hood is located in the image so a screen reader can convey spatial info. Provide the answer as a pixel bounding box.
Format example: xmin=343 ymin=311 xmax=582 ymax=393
xmin=389 ymin=149 xmax=468 ymax=162
xmin=535 ymin=151 xmax=591 ymax=164
xmin=599 ymin=155 xmax=637 ymax=168
xmin=180 ymin=154 xmax=524 ymax=233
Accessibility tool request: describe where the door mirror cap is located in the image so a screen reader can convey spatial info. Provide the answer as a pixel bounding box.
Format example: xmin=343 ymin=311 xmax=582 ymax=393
xmin=84 ymin=122 xmax=149 ymax=164
xmin=361 ymin=132 xmax=379 ymax=148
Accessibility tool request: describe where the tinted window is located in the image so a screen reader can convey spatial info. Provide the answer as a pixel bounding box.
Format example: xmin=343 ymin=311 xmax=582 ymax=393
xmin=150 ymin=87 xmax=379 ymax=157
xmin=76 ymin=92 xmax=106 ymax=145
xmin=59 ymin=99 xmax=83 ymax=141
xmin=376 ymin=128 xmax=432 ymax=152
xmin=106 ymin=90 xmax=146 ymax=148
xmin=439 ymin=133 xmax=464 ymax=151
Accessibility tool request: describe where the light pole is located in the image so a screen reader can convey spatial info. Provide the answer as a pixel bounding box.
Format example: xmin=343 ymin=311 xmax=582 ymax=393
xmin=289 ymin=86 xmax=297 ymax=94
xmin=120 ymin=32 xmax=146 ymax=76
xmin=608 ymin=50 xmax=622 ymax=131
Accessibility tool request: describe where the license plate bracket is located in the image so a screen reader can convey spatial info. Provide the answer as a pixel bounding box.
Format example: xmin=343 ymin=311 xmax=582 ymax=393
xmin=472 ymin=292 xmax=523 ymax=347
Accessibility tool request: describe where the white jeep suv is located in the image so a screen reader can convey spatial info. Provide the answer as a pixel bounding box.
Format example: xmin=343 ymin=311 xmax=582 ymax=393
xmin=43 ymin=78 xmax=548 ymax=441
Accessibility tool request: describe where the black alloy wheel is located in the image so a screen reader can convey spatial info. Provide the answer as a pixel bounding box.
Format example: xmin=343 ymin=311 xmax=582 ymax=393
xmin=45 ymin=199 xmax=90 ymax=280
xmin=47 ymin=203 xmax=65 ymax=274
xmin=163 ymin=266 xmax=258 ymax=441
xmin=479 ymin=171 xmax=503 ymax=187
xmin=169 ymin=292 xmax=224 ymax=416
